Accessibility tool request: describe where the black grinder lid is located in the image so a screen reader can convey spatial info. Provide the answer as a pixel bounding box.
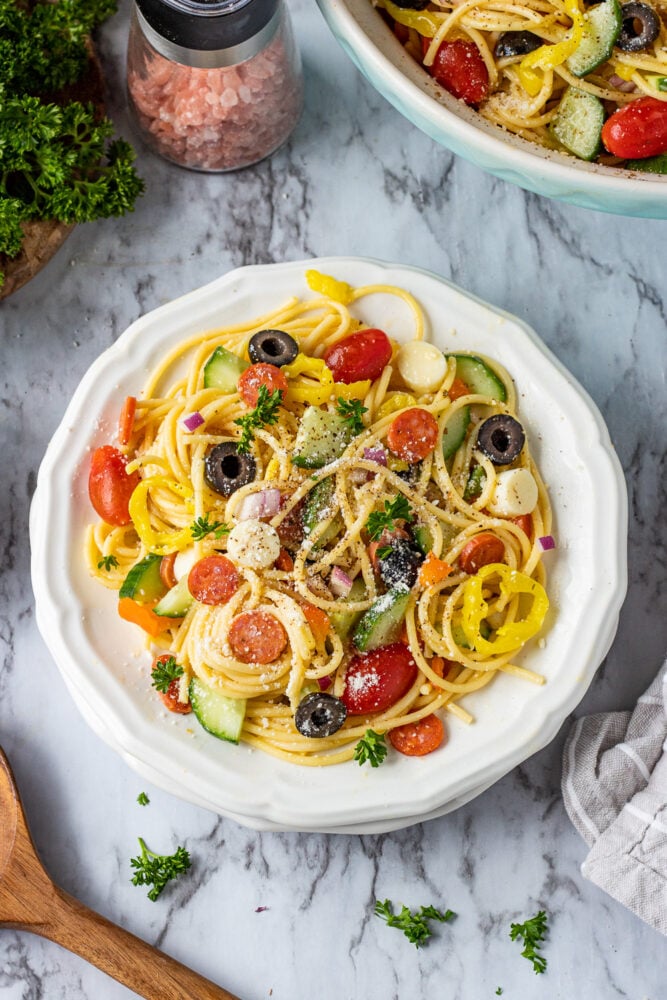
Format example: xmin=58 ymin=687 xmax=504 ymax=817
xmin=135 ymin=0 xmax=279 ymax=50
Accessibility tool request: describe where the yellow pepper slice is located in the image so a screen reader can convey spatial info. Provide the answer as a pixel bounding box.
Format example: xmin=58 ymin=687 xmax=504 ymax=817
xmin=614 ymin=62 xmax=636 ymax=82
xmin=377 ymin=392 xmax=417 ymax=420
xmin=333 ymin=379 xmax=372 ymax=401
xmin=383 ymin=0 xmax=441 ymax=39
xmin=305 ymin=269 xmax=354 ymax=305
xmin=129 ymin=476 xmax=194 ymax=555
xmin=283 ymin=353 xmax=370 ymax=404
xmin=461 ymin=563 xmax=549 ymax=655
xmin=518 ymin=0 xmax=585 ymax=96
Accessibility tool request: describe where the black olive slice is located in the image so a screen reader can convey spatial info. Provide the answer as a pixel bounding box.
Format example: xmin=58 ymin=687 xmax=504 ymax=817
xmin=248 ymin=329 xmax=299 ymax=367
xmin=378 ymin=539 xmax=423 ymax=590
xmin=294 ymin=692 xmax=347 ymax=738
xmin=476 ymin=415 xmax=525 ymax=466
xmin=204 ymin=442 xmax=256 ymax=497
xmin=494 ymin=31 xmax=543 ymax=59
xmin=617 ymin=2 xmax=660 ymax=50
xmin=389 ymin=0 xmax=430 ymax=8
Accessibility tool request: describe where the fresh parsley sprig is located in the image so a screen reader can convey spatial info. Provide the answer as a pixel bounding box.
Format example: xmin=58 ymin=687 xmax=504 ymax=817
xmin=374 ymin=899 xmax=455 ymax=948
xmin=509 ymin=910 xmax=548 ymax=974
xmin=365 ymin=495 xmax=413 ymax=541
xmin=97 ymin=554 xmax=119 ymax=571
xmin=354 ymin=729 xmax=388 ymax=768
xmin=336 ymin=397 xmax=368 ymax=435
xmin=150 ymin=657 xmax=184 ymax=694
xmin=234 ymin=384 xmax=283 ymax=454
xmin=136 ymin=792 xmax=150 ymax=807
xmin=190 ymin=514 xmax=230 ymax=541
xmin=130 ymin=838 xmax=191 ymax=901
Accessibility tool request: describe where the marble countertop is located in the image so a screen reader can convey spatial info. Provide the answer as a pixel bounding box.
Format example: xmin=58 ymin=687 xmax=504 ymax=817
xmin=2 ymin=0 xmax=666 ymax=996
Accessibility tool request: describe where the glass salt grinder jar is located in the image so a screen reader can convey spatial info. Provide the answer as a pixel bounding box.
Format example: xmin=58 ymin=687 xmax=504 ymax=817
xmin=126 ymin=0 xmax=303 ymax=172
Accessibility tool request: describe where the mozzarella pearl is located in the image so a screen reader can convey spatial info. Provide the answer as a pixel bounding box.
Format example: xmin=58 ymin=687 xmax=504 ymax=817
xmin=226 ymin=519 xmax=281 ymax=569
xmin=174 ymin=546 xmax=198 ymax=581
xmin=396 ymin=342 xmax=447 ymax=394
xmin=487 ymin=468 xmax=538 ymax=516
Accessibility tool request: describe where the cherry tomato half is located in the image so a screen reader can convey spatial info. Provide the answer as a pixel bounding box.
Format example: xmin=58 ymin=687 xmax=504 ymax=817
xmin=238 ymin=363 xmax=288 ymax=407
xmin=423 ymin=38 xmax=489 ymax=106
xmin=323 ymin=329 xmax=392 ymax=384
xmin=88 ymin=445 xmax=140 ymax=526
xmin=389 ymin=714 xmax=445 ymax=756
xmin=458 ymin=532 xmax=505 ymax=574
xmin=387 ymin=407 xmax=439 ymax=463
xmin=154 ymin=661 xmax=192 ymax=715
xmin=602 ymin=97 xmax=667 ymax=159
xmin=228 ymin=610 xmax=287 ymax=664
xmin=341 ymin=643 xmax=418 ymax=715
xmin=188 ymin=555 xmax=239 ymax=605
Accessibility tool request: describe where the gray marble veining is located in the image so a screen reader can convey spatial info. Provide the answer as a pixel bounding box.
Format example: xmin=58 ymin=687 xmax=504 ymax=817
xmin=1 ymin=0 xmax=666 ymax=996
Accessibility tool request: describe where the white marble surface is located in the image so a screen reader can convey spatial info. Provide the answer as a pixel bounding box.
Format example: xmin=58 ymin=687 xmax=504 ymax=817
xmin=1 ymin=0 xmax=666 ymax=997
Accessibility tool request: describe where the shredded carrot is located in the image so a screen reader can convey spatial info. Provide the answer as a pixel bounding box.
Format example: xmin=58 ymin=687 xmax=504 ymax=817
xmin=118 ymin=597 xmax=171 ymax=637
xmin=418 ymin=552 xmax=453 ymax=588
xmin=447 ymin=377 xmax=470 ymax=402
xmin=118 ymin=396 xmax=137 ymax=446
xmin=299 ymin=601 xmax=331 ymax=644
xmin=430 ymin=655 xmax=446 ymax=678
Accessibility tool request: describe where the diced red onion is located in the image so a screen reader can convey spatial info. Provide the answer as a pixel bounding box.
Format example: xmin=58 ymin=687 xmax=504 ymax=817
xmin=330 ymin=566 xmax=353 ymax=597
xmin=182 ymin=411 xmax=204 ymax=432
xmin=608 ymin=74 xmax=637 ymax=93
xmin=318 ymin=676 xmax=332 ymax=690
xmin=237 ymin=488 xmax=282 ymax=521
xmin=538 ymin=535 xmax=556 ymax=551
xmin=363 ymin=446 xmax=388 ymax=466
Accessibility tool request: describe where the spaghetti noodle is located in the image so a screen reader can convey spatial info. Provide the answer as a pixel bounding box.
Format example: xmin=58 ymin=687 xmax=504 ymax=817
xmin=85 ymin=272 xmax=553 ymax=767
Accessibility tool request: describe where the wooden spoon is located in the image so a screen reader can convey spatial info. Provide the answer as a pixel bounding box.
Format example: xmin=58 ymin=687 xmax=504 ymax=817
xmin=0 ymin=747 xmax=241 ymax=1000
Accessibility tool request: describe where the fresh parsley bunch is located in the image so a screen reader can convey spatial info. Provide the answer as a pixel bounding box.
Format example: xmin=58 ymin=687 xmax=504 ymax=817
xmin=354 ymin=729 xmax=387 ymax=768
xmin=234 ymin=384 xmax=283 ymax=453
xmin=510 ymin=909 xmax=548 ymax=974
xmin=365 ymin=495 xmax=414 ymax=541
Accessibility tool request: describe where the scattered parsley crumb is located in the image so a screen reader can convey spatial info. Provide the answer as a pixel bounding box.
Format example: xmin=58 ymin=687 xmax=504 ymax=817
xmin=97 ymin=555 xmax=119 ymax=571
xmin=136 ymin=792 xmax=150 ymax=806
xmin=374 ymin=899 xmax=455 ymax=947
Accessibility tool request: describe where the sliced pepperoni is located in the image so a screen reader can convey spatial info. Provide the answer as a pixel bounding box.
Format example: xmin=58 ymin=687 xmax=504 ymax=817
xmin=188 ymin=555 xmax=239 ymax=605
xmin=387 ymin=408 xmax=439 ymax=463
xmin=228 ymin=610 xmax=288 ymax=664
xmin=160 ymin=552 xmax=178 ymax=590
xmin=158 ymin=677 xmax=192 ymax=714
xmin=458 ymin=533 xmax=505 ymax=574
xmin=389 ymin=714 xmax=445 ymax=756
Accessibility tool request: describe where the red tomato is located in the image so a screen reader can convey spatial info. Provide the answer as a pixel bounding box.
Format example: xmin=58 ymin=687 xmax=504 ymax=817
xmin=158 ymin=678 xmax=192 ymax=714
xmin=323 ymin=329 xmax=392 ymax=384
xmin=423 ymin=38 xmax=489 ymax=106
xmin=389 ymin=714 xmax=445 ymax=756
xmin=602 ymin=98 xmax=667 ymax=159
xmin=228 ymin=611 xmax=287 ymax=664
xmin=188 ymin=555 xmax=239 ymax=605
xmin=238 ymin=363 xmax=288 ymax=407
xmin=458 ymin=532 xmax=505 ymax=574
xmin=342 ymin=643 xmax=418 ymax=715
xmin=88 ymin=445 xmax=140 ymax=526
xmin=512 ymin=514 xmax=533 ymax=539
xmin=387 ymin=407 xmax=439 ymax=463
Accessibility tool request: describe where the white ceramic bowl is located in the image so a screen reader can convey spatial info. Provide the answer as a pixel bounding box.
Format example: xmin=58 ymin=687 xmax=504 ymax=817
xmin=316 ymin=0 xmax=667 ymax=218
xmin=31 ymin=257 xmax=627 ymax=833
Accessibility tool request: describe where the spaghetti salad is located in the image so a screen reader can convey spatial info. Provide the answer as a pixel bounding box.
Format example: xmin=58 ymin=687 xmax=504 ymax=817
xmin=85 ymin=270 xmax=553 ymax=767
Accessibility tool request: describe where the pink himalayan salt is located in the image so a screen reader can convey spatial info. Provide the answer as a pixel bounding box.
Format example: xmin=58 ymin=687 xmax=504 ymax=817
xmin=127 ymin=16 xmax=303 ymax=172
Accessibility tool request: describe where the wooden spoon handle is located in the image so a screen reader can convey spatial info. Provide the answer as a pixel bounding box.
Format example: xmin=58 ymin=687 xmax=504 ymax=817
xmin=38 ymin=885 xmax=241 ymax=1000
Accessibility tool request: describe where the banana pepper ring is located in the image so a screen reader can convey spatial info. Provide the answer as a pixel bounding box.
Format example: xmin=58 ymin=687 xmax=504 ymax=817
xmin=129 ymin=475 xmax=194 ymax=555
xmin=518 ymin=0 xmax=585 ymax=96
xmin=283 ymin=354 xmax=370 ymax=404
xmin=461 ymin=563 xmax=549 ymax=655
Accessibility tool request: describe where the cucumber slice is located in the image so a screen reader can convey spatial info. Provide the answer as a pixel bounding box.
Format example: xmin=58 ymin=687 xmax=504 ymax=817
xmin=303 ymin=477 xmax=343 ymax=551
xmin=352 ymin=588 xmax=411 ymax=652
xmin=119 ymin=554 xmax=166 ymax=603
xmin=566 ymin=0 xmax=621 ymax=77
xmin=448 ymin=354 xmax=507 ymax=402
xmin=189 ymin=677 xmax=246 ymax=743
xmin=154 ymin=575 xmax=193 ymax=618
xmin=464 ymin=465 xmax=486 ymax=502
xmin=452 ymin=620 xmax=491 ymax=650
xmin=203 ymin=346 xmax=249 ymax=393
xmin=442 ymin=406 xmax=471 ymax=460
xmin=625 ymin=153 xmax=667 ymax=174
xmin=330 ymin=577 xmax=366 ymax=640
xmin=647 ymin=75 xmax=667 ymax=93
xmin=413 ymin=524 xmax=434 ymax=556
xmin=551 ymin=87 xmax=604 ymax=161
xmin=292 ymin=406 xmax=353 ymax=469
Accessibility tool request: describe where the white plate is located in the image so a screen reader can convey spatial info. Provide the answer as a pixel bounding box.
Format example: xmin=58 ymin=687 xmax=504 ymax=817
xmin=31 ymin=257 xmax=627 ymax=833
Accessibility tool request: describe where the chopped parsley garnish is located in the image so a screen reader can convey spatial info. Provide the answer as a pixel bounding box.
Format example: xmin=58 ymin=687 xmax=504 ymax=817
xmin=365 ymin=495 xmax=414 ymax=541
xmin=336 ymin=397 xmax=368 ymax=435
xmin=130 ymin=838 xmax=191 ymax=901
xmin=97 ymin=554 xmax=119 ymax=571
xmin=509 ymin=910 xmax=548 ymax=974
xmin=136 ymin=792 xmax=150 ymax=807
xmin=374 ymin=899 xmax=455 ymax=948
xmin=190 ymin=514 xmax=230 ymax=540
xmin=495 ymin=989 xmax=503 ymax=996
xmin=376 ymin=545 xmax=392 ymax=560
xmin=150 ymin=656 xmax=184 ymax=694
xmin=234 ymin=384 xmax=283 ymax=454
xmin=354 ymin=729 xmax=388 ymax=768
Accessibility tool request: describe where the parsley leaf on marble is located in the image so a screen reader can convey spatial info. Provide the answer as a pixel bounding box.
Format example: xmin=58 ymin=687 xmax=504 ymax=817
xmin=130 ymin=838 xmax=191 ymax=901
xmin=374 ymin=899 xmax=455 ymax=947
xmin=509 ymin=910 xmax=548 ymax=974
xmin=136 ymin=792 xmax=150 ymax=806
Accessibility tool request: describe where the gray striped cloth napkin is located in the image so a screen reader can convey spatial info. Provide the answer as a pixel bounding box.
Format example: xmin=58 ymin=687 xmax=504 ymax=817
xmin=561 ymin=658 xmax=667 ymax=935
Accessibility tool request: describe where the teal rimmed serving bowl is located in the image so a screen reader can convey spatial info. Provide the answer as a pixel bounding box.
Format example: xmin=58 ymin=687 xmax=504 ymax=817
xmin=316 ymin=0 xmax=667 ymax=218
